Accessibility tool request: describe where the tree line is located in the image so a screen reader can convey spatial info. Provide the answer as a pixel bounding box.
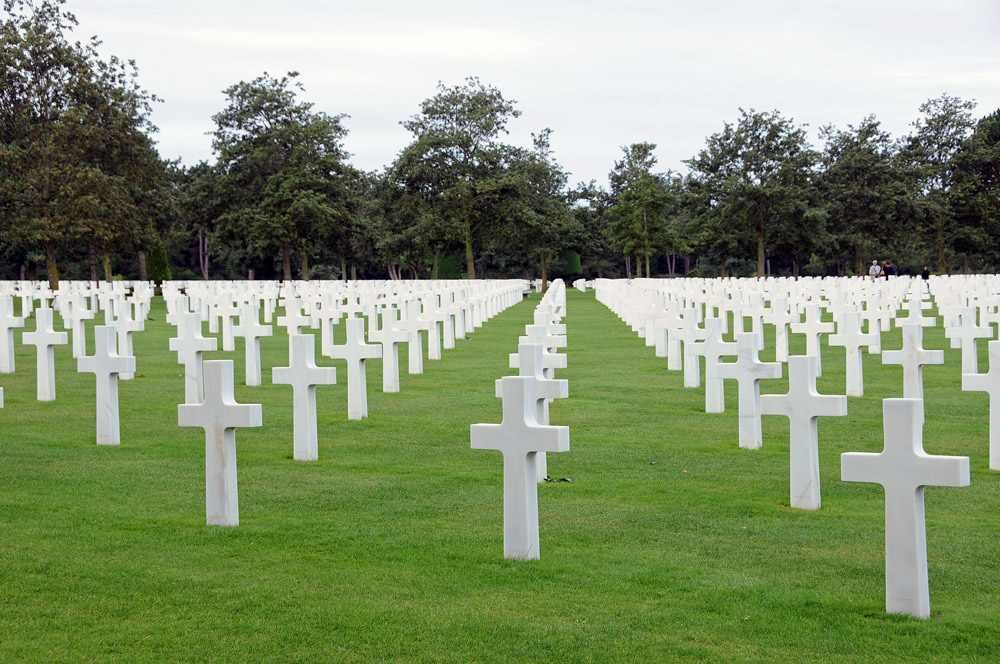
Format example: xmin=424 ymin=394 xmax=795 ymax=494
xmin=2 ymin=0 xmax=998 ymax=289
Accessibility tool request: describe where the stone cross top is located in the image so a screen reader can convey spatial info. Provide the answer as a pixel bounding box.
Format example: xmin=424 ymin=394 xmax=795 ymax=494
xmin=945 ymin=307 xmax=991 ymax=375
xmin=368 ymin=305 xmax=408 ymax=393
xmin=688 ymin=317 xmax=737 ymax=413
xmin=962 ymin=339 xmax=1000 ymax=470
xmin=272 ymin=334 xmax=337 ymax=461
xmin=169 ymin=311 xmax=218 ymax=404
xmin=327 ymin=317 xmax=381 ymax=420
xmin=78 ymin=325 xmax=135 ymax=445
xmin=178 ymin=360 xmax=262 ymax=527
xmin=0 ymin=294 xmax=24 ymax=373
xmin=882 ymin=322 xmax=943 ymax=421
xmin=828 ymin=310 xmax=878 ymax=397
xmin=472 ymin=375 xmax=569 ymax=560
xmin=761 ymin=355 xmax=847 ymax=510
xmin=233 ymin=301 xmax=273 ymax=387
xmin=717 ymin=333 xmax=781 ymax=450
xmin=22 ymin=305 xmax=68 ymax=401
xmin=841 ymin=398 xmax=969 ymax=619
xmin=790 ymin=303 xmax=834 ymax=377
xmin=507 ymin=342 xmax=569 ymax=482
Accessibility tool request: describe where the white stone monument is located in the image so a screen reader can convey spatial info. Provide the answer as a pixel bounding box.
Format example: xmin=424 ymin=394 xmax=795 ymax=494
xmin=327 ymin=317 xmax=381 ymax=420
xmin=717 ymin=333 xmax=782 ymax=449
xmin=0 ymin=294 xmax=24 ymax=373
xmin=272 ymin=334 xmax=337 ymax=461
xmin=508 ymin=343 xmax=569 ymax=482
xmin=472 ymin=375 xmax=569 ymax=559
xmin=760 ymin=355 xmax=847 ymax=510
xmin=22 ymin=306 xmax=68 ymax=401
xmin=841 ymin=398 xmax=969 ymax=619
xmin=233 ymin=302 xmax=273 ymax=387
xmin=178 ymin=360 xmax=262 ymax=527
xmin=882 ymin=323 xmax=943 ymax=422
xmin=962 ymin=338 xmax=1000 ymax=470
xmin=77 ymin=325 xmax=135 ymax=445
xmin=169 ymin=311 xmax=218 ymax=404
xmin=828 ymin=310 xmax=877 ymax=397
xmin=368 ymin=305 xmax=408 ymax=393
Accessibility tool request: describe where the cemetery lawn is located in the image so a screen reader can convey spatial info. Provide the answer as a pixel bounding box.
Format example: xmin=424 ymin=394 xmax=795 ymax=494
xmin=2 ymin=287 xmax=999 ymax=663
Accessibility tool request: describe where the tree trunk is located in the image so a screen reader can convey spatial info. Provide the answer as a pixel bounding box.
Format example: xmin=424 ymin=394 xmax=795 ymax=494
xmin=465 ymin=232 xmax=476 ymax=279
xmin=937 ymin=228 xmax=948 ymax=274
xmin=101 ymin=251 xmax=112 ymax=282
xmin=138 ymin=250 xmax=148 ymax=281
xmin=766 ymin=258 xmax=771 ymax=278
xmin=300 ymin=250 xmax=309 ymax=281
xmin=340 ymin=256 xmax=347 ymax=281
xmin=684 ymin=256 xmax=690 ymax=275
xmin=792 ymin=257 xmax=800 ymax=279
xmin=282 ymin=242 xmax=292 ymax=281
xmin=432 ymin=250 xmax=439 ymax=280
xmin=756 ymin=221 xmax=765 ymax=277
xmin=625 ymin=255 xmax=632 ymax=279
xmin=350 ymin=264 xmax=357 ymax=281
xmin=720 ymin=256 xmax=727 ymax=279
xmin=44 ymin=241 xmax=59 ymax=290
xmin=645 ymin=254 xmax=651 ymax=278
xmin=89 ymin=245 xmax=99 ymax=281
xmin=198 ymin=231 xmax=210 ymax=279
xmin=541 ymin=252 xmax=548 ymax=293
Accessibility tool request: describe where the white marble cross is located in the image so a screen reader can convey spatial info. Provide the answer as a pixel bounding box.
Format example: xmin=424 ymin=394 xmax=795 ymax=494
xmin=0 ymin=294 xmax=25 ymax=373
xmin=278 ymin=297 xmax=313 ymax=337
xmin=272 ymin=334 xmax=337 ymax=461
xmin=326 ymin=317 xmax=381 ymax=420
xmin=761 ymin=355 xmax=847 ymax=509
xmin=828 ymin=310 xmax=878 ymax=397
xmin=507 ymin=343 xmax=569 ymax=482
xmin=22 ymin=306 xmax=68 ymax=401
xmin=898 ymin=295 xmax=936 ymax=328
xmin=717 ymin=333 xmax=782 ymax=449
xmin=676 ymin=319 xmax=706 ymax=387
xmin=368 ymin=305 xmax=408 ymax=393
xmin=61 ymin=293 xmax=94 ymax=359
xmin=945 ymin=307 xmax=992 ymax=375
xmin=112 ymin=300 xmax=144 ymax=380
xmin=233 ymin=302 xmax=273 ymax=387
xmin=688 ymin=318 xmax=737 ymax=413
xmin=396 ymin=299 xmax=431 ymax=375
xmin=790 ymin=303 xmax=834 ymax=377
xmin=169 ymin=311 xmax=218 ymax=404
xmin=962 ymin=338 xmax=1000 ymax=470
xmin=882 ymin=323 xmax=943 ymax=421
xmin=78 ymin=325 xmax=135 ymax=445
xmin=841 ymin=398 xmax=969 ymax=619
xmin=178 ymin=360 xmax=262 ymax=527
xmin=766 ymin=296 xmax=796 ymax=362
xmin=472 ymin=375 xmax=570 ymax=559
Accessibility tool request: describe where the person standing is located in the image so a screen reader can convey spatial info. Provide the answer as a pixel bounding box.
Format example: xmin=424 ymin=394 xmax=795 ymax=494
xmin=922 ymin=265 xmax=931 ymax=291
xmin=869 ymin=259 xmax=881 ymax=281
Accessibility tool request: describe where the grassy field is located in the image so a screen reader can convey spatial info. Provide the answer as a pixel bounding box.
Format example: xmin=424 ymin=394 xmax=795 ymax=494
xmin=0 ymin=287 xmax=998 ymax=662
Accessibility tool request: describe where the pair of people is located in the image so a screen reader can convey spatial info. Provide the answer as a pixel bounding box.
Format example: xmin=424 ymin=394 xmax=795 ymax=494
xmin=868 ymin=260 xmax=895 ymax=280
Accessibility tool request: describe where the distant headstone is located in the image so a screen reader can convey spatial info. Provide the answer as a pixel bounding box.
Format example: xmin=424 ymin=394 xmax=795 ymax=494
xmin=22 ymin=306 xmax=68 ymax=401
xmin=169 ymin=311 xmax=218 ymax=404
xmin=841 ymin=398 xmax=969 ymax=619
xmin=962 ymin=338 xmax=1000 ymax=470
xmin=326 ymin=317 xmax=381 ymax=420
xmin=717 ymin=333 xmax=782 ymax=449
xmin=78 ymin=325 xmax=135 ymax=445
xmin=233 ymin=301 xmax=273 ymax=387
xmin=882 ymin=323 xmax=943 ymax=422
xmin=178 ymin=360 xmax=262 ymax=526
xmin=272 ymin=334 xmax=336 ymax=461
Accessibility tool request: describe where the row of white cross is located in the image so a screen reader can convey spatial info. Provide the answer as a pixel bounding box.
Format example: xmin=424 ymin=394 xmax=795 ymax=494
xmin=1 ymin=279 xmax=531 ymax=529
xmin=594 ymin=275 xmax=989 ymax=619
xmin=472 ymin=280 xmax=570 ymax=560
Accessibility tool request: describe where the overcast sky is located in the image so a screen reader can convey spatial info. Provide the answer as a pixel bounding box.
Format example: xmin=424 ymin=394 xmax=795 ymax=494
xmin=66 ymin=0 xmax=1000 ymax=187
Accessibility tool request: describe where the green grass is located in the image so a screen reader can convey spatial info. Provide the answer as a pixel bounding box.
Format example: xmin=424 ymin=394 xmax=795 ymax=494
xmin=0 ymin=289 xmax=998 ymax=662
